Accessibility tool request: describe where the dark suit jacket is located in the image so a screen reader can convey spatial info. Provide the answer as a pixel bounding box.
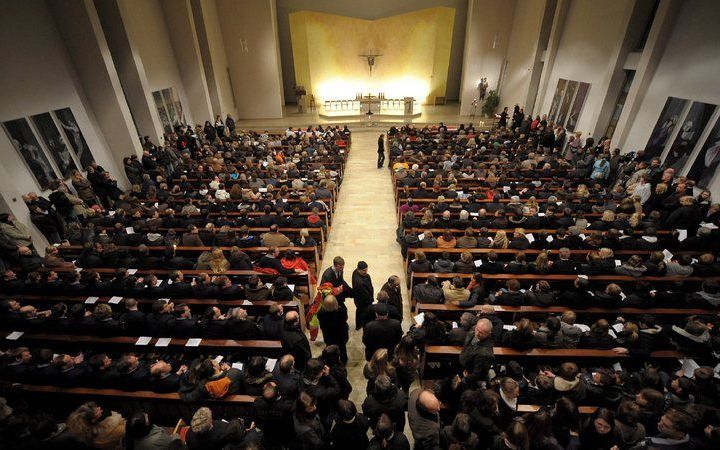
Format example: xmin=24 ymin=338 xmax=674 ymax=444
xmin=362 ymin=318 xmax=403 ymax=360
xmin=321 ymin=267 xmax=352 ymax=302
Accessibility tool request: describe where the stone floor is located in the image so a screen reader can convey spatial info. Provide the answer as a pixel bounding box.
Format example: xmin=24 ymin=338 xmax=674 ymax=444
xmin=308 ymin=129 xmax=414 ymax=409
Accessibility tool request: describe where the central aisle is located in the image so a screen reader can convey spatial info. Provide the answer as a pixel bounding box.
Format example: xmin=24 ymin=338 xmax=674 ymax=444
xmin=311 ymin=128 xmax=412 ymax=407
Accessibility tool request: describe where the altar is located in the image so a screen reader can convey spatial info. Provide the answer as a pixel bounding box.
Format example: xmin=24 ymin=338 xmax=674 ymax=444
xmin=319 ymin=92 xmax=421 ymax=119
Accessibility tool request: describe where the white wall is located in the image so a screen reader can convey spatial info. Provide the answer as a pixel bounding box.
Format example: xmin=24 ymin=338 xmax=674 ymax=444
xmin=120 ymin=0 xmax=195 ymax=125
xmin=276 ymin=0 xmax=468 ymax=103
xmin=537 ymin=0 xmax=633 ymax=134
xmin=500 ymin=0 xmax=547 ymax=110
xmin=459 ymin=0 xmax=516 ymax=116
xmin=216 ymin=0 xmax=285 ymax=119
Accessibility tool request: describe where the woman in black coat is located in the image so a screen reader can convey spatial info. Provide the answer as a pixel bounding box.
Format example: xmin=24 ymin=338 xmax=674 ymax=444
xmin=317 ymin=295 xmax=349 ymax=363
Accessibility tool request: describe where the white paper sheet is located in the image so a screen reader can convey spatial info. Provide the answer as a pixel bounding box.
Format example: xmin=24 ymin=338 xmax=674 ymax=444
xmin=474 ymin=259 xmax=483 ymax=267
xmin=525 ymin=233 xmax=535 ymax=243
xmin=186 ymin=338 xmax=202 ymax=347
xmin=575 ymin=323 xmax=591 ymax=333
xmin=135 ymin=336 xmax=152 ymax=346
xmin=414 ymin=312 xmax=425 ymax=325
xmin=85 ymin=297 xmax=99 ymax=304
xmin=5 ymin=331 xmax=24 ymax=340
xmin=109 ymin=296 xmax=123 ymax=304
xmin=232 ymin=362 xmax=244 ymax=370
xmin=155 ymin=338 xmax=171 ymax=347
xmin=126 ymin=227 xmax=135 ymax=234
xmin=680 ymin=358 xmax=700 ymax=378
xmin=265 ymin=358 xmax=277 ymax=372
xmin=663 ymin=249 xmax=673 ymax=261
xmin=127 ymin=269 xmax=138 ymax=275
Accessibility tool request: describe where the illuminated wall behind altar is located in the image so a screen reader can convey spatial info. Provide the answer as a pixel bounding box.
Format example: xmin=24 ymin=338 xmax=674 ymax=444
xmin=289 ymin=8 xmax=454 ymax=105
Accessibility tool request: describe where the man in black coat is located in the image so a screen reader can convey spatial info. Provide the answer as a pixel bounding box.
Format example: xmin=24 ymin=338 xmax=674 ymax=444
xmin=280 ymin=311 xmax=312 ymax=370
xmin=165 ymin=271 xmax=194 ymax=297
xmin=272 ymin=354 xmax=301 ymax=399
xmin=321 ymin=255 xmax=352 ymax=304
xmin=380 ymin=275 xmax=403 ymax=320
xmin=362 ymin=374 xmax=408 ymax=431
xmin=260 ymin=303 xmax=284 ymax=339
xmin=362 ymin=303 xmax=403 ymax=361
xmin=252 ymin=381 xmax=295 ymax=448
xmin=351 ymin=261 xmax=374 ymax=330
xmin=168 ymin=303 xmax=198 ymax=337
xmin=119 ymin=298 xmax=146 ymax=335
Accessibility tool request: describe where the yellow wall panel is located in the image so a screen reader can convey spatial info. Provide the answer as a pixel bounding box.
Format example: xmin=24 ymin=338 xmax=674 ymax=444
xmin=289 ymin=8 xmax=454 ymax=104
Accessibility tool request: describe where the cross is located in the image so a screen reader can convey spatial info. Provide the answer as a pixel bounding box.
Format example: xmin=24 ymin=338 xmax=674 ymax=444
xmin=359 ymin=53 xmax=382 ymax=75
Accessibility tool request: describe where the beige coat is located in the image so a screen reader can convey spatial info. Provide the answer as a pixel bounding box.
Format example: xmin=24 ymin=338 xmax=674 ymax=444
xmin=441 ymin=280 xmax=470 ymax=304
xmin=261 ymin=231 xmax=292 ymax=247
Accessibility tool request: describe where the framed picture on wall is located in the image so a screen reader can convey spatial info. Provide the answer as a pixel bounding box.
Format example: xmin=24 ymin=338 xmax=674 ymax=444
xmin=566 ymin=82 xmax=590 ymax=132
xmin=31 ymin=112 xmax=78 ymax=179
xmin=556 ymin=81 xmax=578 ymax=126
xmin=663 ymin=101 xmax=717 ymax=171
xmin=153 ymin=87 xmax=185 ymax=134
xmin=2 ymin=118 xmax=57 ymax=190
xmin=686 ymin=116 xmax=720 ymax=188
xmin=644 ymin=97 xmax=688 ymax=157
xmin=53 ymin=107 xmax=95 ymax=169
xmin=548 ymin=79 xmax=567 ymax=123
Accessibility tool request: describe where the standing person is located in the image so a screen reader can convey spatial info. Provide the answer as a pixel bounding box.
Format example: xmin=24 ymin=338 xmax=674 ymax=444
xmin=408 ymin=388 xmax=442 ymax=450
xmin=316 ymin=295 xmax=349 ymax=363
xmin=321 ymin=256 xmax=352 ymax=305
xmin=377 ymin=134 xmax=385 ymax=168
xmin=225 ymin=114 xmax=236 ymax=136
xmin=381 ymin=275 xmax=404 ymax=320
xmin=362 ymin=304 xmax=403 ymax=361
xmin=280 ymin=311 xmax=312 ymax=370
xmin=352 ymin=261 xmax=374 ymax=330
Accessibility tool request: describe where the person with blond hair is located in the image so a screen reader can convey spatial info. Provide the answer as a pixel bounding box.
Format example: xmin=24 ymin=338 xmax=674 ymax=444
xmin=317 ymin=294 xmax=349 ymax=363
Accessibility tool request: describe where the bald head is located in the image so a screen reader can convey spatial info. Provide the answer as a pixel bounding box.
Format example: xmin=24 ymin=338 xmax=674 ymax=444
xmin=285 ymin=310 xmax=299 ymax=324
xmin=479 ymin=304 xmax=495 ymax=315
xmin=474 ymin=318 xmax=492 ymax=340
xmin=418 ymin=390 xmax=441 ymax=414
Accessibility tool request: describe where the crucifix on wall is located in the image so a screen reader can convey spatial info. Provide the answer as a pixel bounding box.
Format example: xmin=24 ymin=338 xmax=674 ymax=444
xmin=359 ymin=53 xmax=382 ymax=76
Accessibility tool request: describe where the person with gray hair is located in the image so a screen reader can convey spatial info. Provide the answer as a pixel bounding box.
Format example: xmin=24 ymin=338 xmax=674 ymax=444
xmin=459 ymin=318 xmax=495 ymax=387
xmin=186 ymin=406 xmax=235 ymax=448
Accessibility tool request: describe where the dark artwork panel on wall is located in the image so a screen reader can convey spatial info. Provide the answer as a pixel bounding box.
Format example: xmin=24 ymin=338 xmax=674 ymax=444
xmin=53 ymin=107 xmax=95 ymax=169
xmin=566 ymin=82 xmax=590 ymax=132
xmin=556 ymin=81 xmax=578 ymax=127
xmin=548 ymin=79 xmax=567 ymax=123
xmin=31 ymin=112 xmax=77 ymax=179
xmin=644 ymin=97 xmax=687 ymax=157
xmin=2 ymin=118 xmax=57 ymax=190
xmin=686 ymin=115 xmax=720 ymax=189
xmin=664 ymin=101 xmax=717 ymax=171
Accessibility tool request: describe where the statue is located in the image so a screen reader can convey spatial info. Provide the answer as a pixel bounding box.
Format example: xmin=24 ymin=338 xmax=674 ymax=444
xmin=478 ymin=78 xmax=489 ymax=100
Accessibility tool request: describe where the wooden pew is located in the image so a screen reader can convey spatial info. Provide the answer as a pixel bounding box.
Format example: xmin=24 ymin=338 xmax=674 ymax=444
xmin=0 ymin=294 xmax=301 ymax=319
xmin=416 ymin=303 xmax=717 ymax=320
xmin=420 ymin=345 xmax=682 ymax=380
xmin=0 ymin=384 xmax=256 ymax=426
xmin=50 ymin=267 xmax=315 ymax=301
xmin=57 ymin=243 xmax=322 ymax=276
xmin=2 ymin=331 xmax=283 ymax=356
